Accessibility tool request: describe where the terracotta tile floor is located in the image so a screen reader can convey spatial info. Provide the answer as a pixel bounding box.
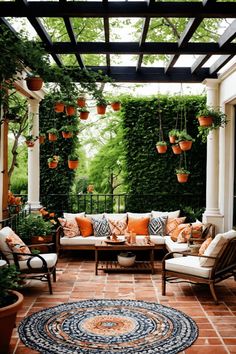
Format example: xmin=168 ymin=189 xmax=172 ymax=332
xmin=10 ymin=253 xmax=236 ymax=354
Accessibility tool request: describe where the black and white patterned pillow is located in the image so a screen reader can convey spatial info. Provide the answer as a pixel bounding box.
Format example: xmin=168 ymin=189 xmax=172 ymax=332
xmin=148 ymin=216 xmax=167 ymax=236
xmin=92 ymin=217 xmax=111 ymax=237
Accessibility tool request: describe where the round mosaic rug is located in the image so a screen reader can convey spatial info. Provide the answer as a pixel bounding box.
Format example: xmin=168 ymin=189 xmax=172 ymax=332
xmin=18 ymin=299 xmax=198 ymax=354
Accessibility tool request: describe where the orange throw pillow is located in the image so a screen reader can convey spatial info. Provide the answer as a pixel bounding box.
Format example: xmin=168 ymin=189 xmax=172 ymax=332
xmin=76 ymin=216 xmax=93 ymax=237
xmin=198 ymin=237 xmax=212 ymax=256
xmin=166 ymin=217 xmax=186 ymax=236
xmin=170 ymin=223 xmax=188 ymax=242
xmin=127 ymin=217 xmax=149 ymax=235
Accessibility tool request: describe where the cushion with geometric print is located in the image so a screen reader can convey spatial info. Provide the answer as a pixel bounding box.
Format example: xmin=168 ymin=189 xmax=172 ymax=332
xmin=148 ymin=216 xmax=167 ymax=236
xmin=165 ymin=217 xmax=186 ymax=236
xmin=58 ymin=217 xmax=80 ymax=238
xmin=92 ymin=216 xmax=111 ymax=237
xmin=177 ymin=223 xmax=203 ymax=243
xmin=107 ymin=216 xmax=128 ymax=236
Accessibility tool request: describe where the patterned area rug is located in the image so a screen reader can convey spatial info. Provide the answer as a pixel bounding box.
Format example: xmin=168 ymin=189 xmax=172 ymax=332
xmin=18 ymin=299 xmax=198 ymax=354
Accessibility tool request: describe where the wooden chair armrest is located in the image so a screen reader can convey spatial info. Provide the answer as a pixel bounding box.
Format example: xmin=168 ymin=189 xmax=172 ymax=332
xmin=12 ymin=251 xmax=48 ymax=269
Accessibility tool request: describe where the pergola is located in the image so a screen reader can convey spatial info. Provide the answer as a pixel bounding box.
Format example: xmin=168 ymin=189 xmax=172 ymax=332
xmin=0 ymin=0 xmax=236 ymax=232
xmin=1 ymin=0 xmax=236 ymax=83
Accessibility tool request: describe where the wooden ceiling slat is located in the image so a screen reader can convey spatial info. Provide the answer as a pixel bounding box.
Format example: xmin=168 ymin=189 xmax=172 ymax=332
xmin=46 ymin=42 xmax=236 ymax=55
xmin=219 ymin=19 xmax=236 ymax=47
xmin=209 ymin=55 xmax=234 ymax=74
xmin=63 ymin=17 xmax=85 ymax=69
xmin=191 ymin=55 xmax=211 ymax=74
xmin=1 ymin=2 xmax=236 ymax=18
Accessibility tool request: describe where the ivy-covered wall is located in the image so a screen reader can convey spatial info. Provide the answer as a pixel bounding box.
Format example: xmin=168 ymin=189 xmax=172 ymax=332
xmin=121 ymin=95 xmax=206 ymax=213
xmin=39 ymin=95 xmax=79 ymax=213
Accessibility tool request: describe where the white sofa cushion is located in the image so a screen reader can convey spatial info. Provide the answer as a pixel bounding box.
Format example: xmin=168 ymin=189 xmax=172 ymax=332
xmin=127 ymin=212 xmax=151 ymax=219
xmin=200 ymin=229 xmax=236 ymax=267
xmin=19 ymin=253 xmax=57 ymax=270
xmin=152 ymin=210 xmax=180 ymax=218
xmin=164 ymin=236 xmax=189 ymax=253
xmin=165 ymin=255 xmax=212 ymax=278
xmin=104 ymin=213 xmax=127 ymax=220
xmin=63 ymin=212 xmax=85 ymax=219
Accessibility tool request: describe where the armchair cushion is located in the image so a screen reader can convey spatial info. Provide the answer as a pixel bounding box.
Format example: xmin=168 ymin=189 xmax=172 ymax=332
xmin=19 ymin=253 xmax=57 ymax=270
xmin=198 ymin=237 xmax=212 ymax=256
xmin=165 ymin=255 xmax=212 ymax=278
xmin=200 ymin=229 xmax=236 ymax=266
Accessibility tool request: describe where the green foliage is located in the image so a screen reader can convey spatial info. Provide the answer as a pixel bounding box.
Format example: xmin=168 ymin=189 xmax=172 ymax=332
xmin=197 ymin=106 xmax=228 ymax=143
xmin=121 ymin=95 xmax=206 ymax=212
xmin=175 ymin=168 xmax=190 ymax=174
xmin=156 ymin=141 xmax=167 ymax=146
xmin=40 ymin=94 xmax=79 ymax=212
xmin=177 ymin=130 xmax=195 ymax=142
xmin=47 ymin=128 xmax=59 ymax=136
xmin=18 ymin=214 xmax=53 ymax=242
xmin=0 ymin=265 xmax=21 ymax=308
xmin=169 ymin=129 xmax=180 ymax=137
xmin=68 ymin=154 xmax=79 ymax=161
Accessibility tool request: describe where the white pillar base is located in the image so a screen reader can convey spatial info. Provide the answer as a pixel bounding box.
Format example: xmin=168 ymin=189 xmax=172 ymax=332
xmin=202 ymin=211 xmax=224 ymax=233
xmin=26 ymin=201 xmax=42 ymax=211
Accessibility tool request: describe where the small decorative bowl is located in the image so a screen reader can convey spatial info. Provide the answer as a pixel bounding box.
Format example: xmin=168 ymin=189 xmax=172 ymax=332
xmin=117 ymin=252 xmax=136 ymax=267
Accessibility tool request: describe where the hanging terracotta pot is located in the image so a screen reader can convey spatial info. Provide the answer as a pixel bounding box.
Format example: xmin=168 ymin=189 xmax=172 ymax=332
xmin=26 ymin=76 xmax=43 ymax=91
xmin=25 ymin=141 xmax=35 ymax=148
xmin=169 ymin=135 xmax=176 ymax=144
xmin=48 ymin=161 xmax=58 ymax=169
xmin=198 ymin=116 xmax=213 ymax=127
xmin=156 ymin=144 xmax=167 ymax=154
xmin=39 ymin=135 xmax=46 ymax=144
xmin=179 ymin=140 xmax=192 ymax=151
xmin=62 ymin=131 xmax=73 ymax=139
xmin=66 ymin=106 xmax=76 ymax=116
xmin=54 ymin=102 xmax=65 ymax=113
xmin=172 ymin=144 xmax=182 ymax=154
xmin=80 ymin=111 xmax=90 ymax=120
xmin=176 ymin=173 xmax=189 ymax=183
xmin=48 ymin=133 xmax=57 ymax=141
xmin=111 ymin=102 xmax=121 ymax=111
xmin=68 ymin=160 xmax=79 ymax=169
xmin=96 ymin=105 xmax=107 ymax=115
xmin=77 ymin=97 xmax=86 ymax=107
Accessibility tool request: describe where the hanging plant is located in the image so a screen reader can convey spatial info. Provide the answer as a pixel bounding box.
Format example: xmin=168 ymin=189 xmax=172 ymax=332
xmin=96 ymin=97 xmax=108 ymax=115
xmin=39 ymin=133 xmax=46 ymax=144
xmin=171 ymin=143 xmax=182 ymax=155
xmin=60 ymin=125 xmax=74 ymax=139
xmin=168 ymin=129 xmax=180 ymax=144
xmin=25 ymin=135 xmax=38 ymax=148
xmin=156 ymin=141 xmax=167 ymax=154
xmin=79 ymin=107 xmax=90 ymax=120
xmin=196 ymin=107 xmax=228 ymax=143
xmin=68 ymin=154 xmax=79 ymax=169
xmin=110 ymin=100 xmax=121 ymax=111
xmin=77 ymin=94 xmax=86 ymax=108
xmin=177 ymin=130 xmax=194 ymax=151
xmin=54 ymin=102 xmax=65 ymax=113
xmin=176 ymin=167 xmax=190 ymax=183
xmin=25 ymin=74 xmax=43 ymax=91
xmin=48 ymin=155 xmax=60 ymax=169
xmin=47 ymin=128 xmax=59 ymax=141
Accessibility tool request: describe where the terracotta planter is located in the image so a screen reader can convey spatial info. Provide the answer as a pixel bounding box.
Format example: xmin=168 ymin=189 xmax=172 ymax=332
xmin=111 ymin=102 xmax=121 ymax=111
xmin=80 ymin=111 xmax=89 ymax=120
xmin=179 ymin=140 xmax=192 ymax=151
xmin=25 ymin=141 xmax=35 ymax=148
xmin=198 ymin=116 xmax=213 ymax=127
xmin=48 ymin=133 xmax=57 ymax=141
xmin=172 ymin=144 xmax=182 ymax=154
xmin=0 ymin=290 xmax=24 ymax=354
xmin=77 ymin=98 xmax=86 ymax=107
xmin=66 ymin=106 xmax=76 ymax=116
xmin=62 ymin=131 xmax=73 ymax=139
xmin=26 ymin=77 xmax=43 ymax=91
xmin=68 ymin=160 xmax=79 ymax=169
xmin=156 ymin=145 xmax=167 ymax=154
xmin=31 ymin=235 xmax=53 ymax=252
xmin=54 ymin=102 xmax=65 ymax=113
xmin=39 ymin=136 xmax=46 ymax=144
xmin=96 ymin=105 xmax=107 ymax=115
xmin=48 ymin=161 xmax=58 ymax=169
xmin=169 ymin=135 xmax=176 ymax=144
xmin=176 ymin=173 xmax=189 ymax=183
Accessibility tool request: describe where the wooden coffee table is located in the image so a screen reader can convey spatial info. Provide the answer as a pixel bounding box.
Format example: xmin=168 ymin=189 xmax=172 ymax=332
xmin=95 ymin=240 xmax=155 ymax=275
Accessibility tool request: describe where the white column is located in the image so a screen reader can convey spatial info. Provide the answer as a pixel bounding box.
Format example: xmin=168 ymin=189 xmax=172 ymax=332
xmin=27 ymin=98 xmax=42 ymax=210
xmin=202 ymin=79 xmax=224 ymax=232
xmin=0 ymin=119 xmax=3 ymax=220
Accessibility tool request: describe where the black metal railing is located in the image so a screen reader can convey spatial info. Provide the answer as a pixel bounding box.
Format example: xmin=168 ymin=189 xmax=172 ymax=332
xmin=0 ymin=207 xmax=30 ymax=233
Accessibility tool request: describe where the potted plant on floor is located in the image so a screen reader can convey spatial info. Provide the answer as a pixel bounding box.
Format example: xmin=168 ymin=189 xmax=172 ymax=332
xmin=68 ymin=154 xmax=79 ymax=169
xmin=177 ymin=130 xmax=194 ymax=151
xmin=17 ymin=213 xmax=53 ymax=245
xmin=175 ymin=167 xmax=190 ymax=183
xmin=48 ymin=155 xmax=60 ymax=169
xmin=156 ymin=141 xmax=168 ymax=154
xmin=0 ymin=264 xmax=24 ymax=354
xmin=196 ymin=107 xmax=228 ymax=143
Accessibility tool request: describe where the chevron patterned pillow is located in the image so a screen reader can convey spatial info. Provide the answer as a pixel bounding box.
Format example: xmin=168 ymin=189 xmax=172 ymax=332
xmin=148 ymin=216 xmax=167 ymax=236
xmin=92 ymin=216 xmax=111 ymax=237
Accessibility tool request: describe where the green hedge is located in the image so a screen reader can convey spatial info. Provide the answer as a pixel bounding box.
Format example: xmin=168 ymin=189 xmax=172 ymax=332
xmin=121 ymin=95 xmax=206 ymax=213
xmin=39 ymin=95 xmax=79 ymax=213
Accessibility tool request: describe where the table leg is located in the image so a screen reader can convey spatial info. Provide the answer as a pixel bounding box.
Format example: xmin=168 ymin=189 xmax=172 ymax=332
xmin=95 ymin=249 xmax=98 ymax=275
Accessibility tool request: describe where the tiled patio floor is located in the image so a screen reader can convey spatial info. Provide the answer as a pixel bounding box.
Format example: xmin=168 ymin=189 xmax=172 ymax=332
xmin=10 ymin=253 xmax=236 ymax=354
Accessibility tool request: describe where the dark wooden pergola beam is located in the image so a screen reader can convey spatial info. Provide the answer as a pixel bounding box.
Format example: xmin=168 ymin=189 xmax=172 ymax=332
xmin=191 ymin=55 xmax=211 ymax=74
xmin=46 ymin=42 xmax=236 ymax=55
xmin=1 ymin=2 xmax=236 ymax=18
xmin=209 ymin=55 xmax=234 ymax=75
xmin=70 ymin=66 xmax=217 ymax=83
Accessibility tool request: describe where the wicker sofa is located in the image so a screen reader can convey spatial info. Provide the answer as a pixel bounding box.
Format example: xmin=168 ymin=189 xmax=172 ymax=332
xmin=55 ymin=211 xmax=215 ymax=255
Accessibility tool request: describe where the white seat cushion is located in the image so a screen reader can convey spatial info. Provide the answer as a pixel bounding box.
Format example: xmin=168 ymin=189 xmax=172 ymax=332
xmin=104 ymin=213 xmax=127 ymax=220
xmin=200 ymin=229 xmax=236 ymax=266
xmin=164 ymin=236 xmax=189 ymax=253
xmin=152 ymin=210 xmax=180 ymax=218
xmin=127 ymin=212 xmax=151 ymax=219
xmin=19 ymin=253 xmax=57 ymax=270
xmin=0 ymin=226 xmax=15 ymax=260
xmin=63 ymin=212 xmax=85 ymax=219
xmin=165 ymin=256 xmax=212 ymax=278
